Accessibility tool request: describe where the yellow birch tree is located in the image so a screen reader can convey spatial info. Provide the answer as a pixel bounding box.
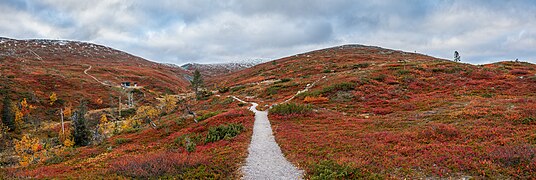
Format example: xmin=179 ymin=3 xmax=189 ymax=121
xmin=49 ymin=92 xmax=57 ymax=105
xmin=14 ymin=134 xmax=41 ymax=166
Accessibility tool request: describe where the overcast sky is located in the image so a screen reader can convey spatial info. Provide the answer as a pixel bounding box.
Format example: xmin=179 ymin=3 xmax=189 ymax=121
xmin=1 ymin=0 xmax=535 ymax=65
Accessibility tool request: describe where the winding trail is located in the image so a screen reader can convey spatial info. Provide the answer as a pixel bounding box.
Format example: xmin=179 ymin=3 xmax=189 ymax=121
xmin=232 ymin=76 xmax=328 ymax=179
xmin=240 ymin=101 xmax=303 ymax=180
xmin=83 ymin=65 xmax=108 ymax=86
xmin=282 ymin=75 xmax=327 ymax=104
xmin=28 ymin=49 xmax=43 ymax=61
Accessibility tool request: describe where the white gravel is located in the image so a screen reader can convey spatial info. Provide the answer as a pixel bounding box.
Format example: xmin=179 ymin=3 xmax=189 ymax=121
xmin=241 ymin=103 xmax=303 ymax=180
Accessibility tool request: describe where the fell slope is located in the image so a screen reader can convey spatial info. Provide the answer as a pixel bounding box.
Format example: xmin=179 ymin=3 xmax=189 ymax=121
xmin=3 ymin=98 xmax=254 ymax=179
xmin=0 ymin=37 xmax=189 ymax=111
xmin=216 ymin=44 xmax=536 ymax=178
xmin=0 ymin=37 xmax=255 ymax=179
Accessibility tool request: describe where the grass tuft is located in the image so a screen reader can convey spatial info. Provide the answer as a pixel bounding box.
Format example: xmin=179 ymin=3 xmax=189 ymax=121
xmin=205 ymin=123 xmax=244 ymax=143
xmin=196 ymin=111 xmax=221 ymax=122
xmin=115 ymin=138 xmax=132 ymax=145
xmin=269 ymin=103 xmax=312 ymax=115
xmin=309 ymin=160 xmax=382 ymax=180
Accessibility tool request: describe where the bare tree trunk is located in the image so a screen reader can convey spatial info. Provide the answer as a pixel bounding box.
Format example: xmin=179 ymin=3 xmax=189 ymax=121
xmin=129 ymin=92 xmax=133 ymax=108
xmin=185 ymin=104 xmax=197 ymax=123
xmin=118 ymin=96 xmax=122 ymax=118
xmin=126 ymin=92 xmax=130 ymax=107
xmin=127 ymin=92 xmax=131 ymax=107
xmin=150 ymin=120 xmax=157 ymax=129
xmin=195 ymin=87 xmax=198 ymax=100
xmin=60 ymin=108 xmax=64 ymax=134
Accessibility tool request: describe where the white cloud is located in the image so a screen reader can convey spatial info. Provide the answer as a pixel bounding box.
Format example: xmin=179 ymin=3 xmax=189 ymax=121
xmin=0 ymin=5 xmax=65 ymax=38
xmin=0 ymin=0 xmax=535 ymax=64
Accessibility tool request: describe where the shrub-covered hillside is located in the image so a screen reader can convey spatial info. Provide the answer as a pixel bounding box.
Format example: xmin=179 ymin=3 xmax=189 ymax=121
xmin=214 ymin=45 xmax=536 ymax=178
xmin=1 ymin=94 xmax=254 ymax=179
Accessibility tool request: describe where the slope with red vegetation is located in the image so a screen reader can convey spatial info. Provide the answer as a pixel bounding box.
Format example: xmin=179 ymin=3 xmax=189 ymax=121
xmin=3 ymin=42 xmax=535 ymax=178
xmin=216 ymin=45 xmax=536 ymax=178
xmin=4 ymin=98 xmax=254 ymax=179
xmin=0 ymin=37 xmax=189 ymax=116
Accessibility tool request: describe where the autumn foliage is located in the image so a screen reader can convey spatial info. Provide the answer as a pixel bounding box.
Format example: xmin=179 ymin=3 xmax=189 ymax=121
xmin=110 ymin=151 xmax=208 ymax=178
xmin=303 ymin=96 xmax=328 ymax=104
xmin=5 ymin=44 xmax=536 ymax=179
xmin=14 ymin=135 xmax=43 ymax=167
xmin=49 ymin=92 xmax=57 ymax=105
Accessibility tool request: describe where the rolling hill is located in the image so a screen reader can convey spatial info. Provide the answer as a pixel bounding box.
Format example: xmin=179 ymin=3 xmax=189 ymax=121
xmin=213 ymin=44 xmax=536 ymax=178
xmin=0 ymin=37 xmax=190 ymax=113
xmin=2 ymin=43 xmax=535 ymax=179
xmin=0 ymin=37 xmax=253 ymax=179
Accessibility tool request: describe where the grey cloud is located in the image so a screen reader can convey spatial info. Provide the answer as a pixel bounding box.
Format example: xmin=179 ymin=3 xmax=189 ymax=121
xmin=0 ymin=0 xmax=535 ymax=64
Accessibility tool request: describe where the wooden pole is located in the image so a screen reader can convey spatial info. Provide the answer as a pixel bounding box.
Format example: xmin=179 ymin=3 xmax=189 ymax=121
xmin=118 ymin=96 xmax=122 ymax=118
xmin=128 ymin=92 xmax=133 ymax=108
xmin=60 ymin=108 xmax=64 ymax=134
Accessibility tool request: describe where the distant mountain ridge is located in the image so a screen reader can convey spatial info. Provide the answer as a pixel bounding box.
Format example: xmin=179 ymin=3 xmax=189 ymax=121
xmin=181 ymin=60 xmax=266 ymax=77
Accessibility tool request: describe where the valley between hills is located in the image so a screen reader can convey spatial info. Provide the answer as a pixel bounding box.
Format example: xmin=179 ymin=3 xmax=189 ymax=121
xmin=1 ymin=38 xmax=535 ymax=179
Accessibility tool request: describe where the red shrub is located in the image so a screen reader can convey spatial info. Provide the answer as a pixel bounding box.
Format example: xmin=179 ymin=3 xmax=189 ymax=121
xmin=420 ymin=123 xmax=459 ymax=142
xmin=353 ymin=91 xmax=365 ymax=98
xmin=400 ymin=103 xmax=417 ymax=111
xmin=372 ymin=107 xmax=393 ymax=115
xmin=470 ymin=70 xmax=496 ymax=80
xmin=408 ymin=81 xmax=426 ymax=90
xmin=488 ymin=145 xmax=536 ymax=173
xmin=510 ymin=69 xmax=529 ymax=75
xmin=9 ymin=165 xmax=72 ymax=179
xmin=384 ymin=77 xmax=399 ymax=85
xmin=110 ymin=151 xmax=208 ymax=178
xmin=434 ymin=124 xmax=459 ymax=138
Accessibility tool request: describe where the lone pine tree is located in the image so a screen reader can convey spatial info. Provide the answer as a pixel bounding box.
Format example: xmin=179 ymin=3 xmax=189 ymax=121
xmin=72 ymin=102 xmax=91 ymax=146
xmin=2 ymin=95 xmax=15 ymax=131
xmin=190 ymin=70 xmax=204 ymax=99
xmin=454 ymin=51 xmax=461 ymax=62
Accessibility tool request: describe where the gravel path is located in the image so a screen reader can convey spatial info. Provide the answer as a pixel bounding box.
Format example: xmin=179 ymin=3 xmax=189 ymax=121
xmin=282 ymin=75 xmax=326 ymax=104
xmin=241 ymin=102 xmax=303 ymax=180
xmin=83 ymin=65 xmax=108 ymax=86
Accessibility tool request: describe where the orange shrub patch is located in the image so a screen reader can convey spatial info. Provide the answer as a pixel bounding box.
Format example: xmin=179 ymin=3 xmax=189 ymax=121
xmin=303 ymin=96 xmax=328 ymax=104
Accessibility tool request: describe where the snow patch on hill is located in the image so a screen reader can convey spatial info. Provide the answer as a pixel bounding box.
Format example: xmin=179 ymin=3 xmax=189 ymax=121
xmin=181 ymin=59 xmax=268 ymax=76
xmin=0 ymin=37 xmax=133 ymax=60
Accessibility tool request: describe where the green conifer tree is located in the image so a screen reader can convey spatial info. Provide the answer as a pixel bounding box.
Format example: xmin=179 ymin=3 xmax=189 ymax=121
xmin=1 ymin=95 xmax=15 ymax=131
xmin=72 ymin=102 xmax=91 ymax=146
xmin=190 ymin=70 xmax=204 ymax=99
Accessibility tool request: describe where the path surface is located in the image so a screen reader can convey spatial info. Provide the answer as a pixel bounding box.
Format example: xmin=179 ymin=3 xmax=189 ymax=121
xmin=241 ymin=102 xmax=303 ymax=180
xmin=282 ymin=75 xmax=327 ymax=104
xmin=233 ymin=76 xmax=328 ymax=179
xmin=83 ymin=65 xmax=108 ymax=86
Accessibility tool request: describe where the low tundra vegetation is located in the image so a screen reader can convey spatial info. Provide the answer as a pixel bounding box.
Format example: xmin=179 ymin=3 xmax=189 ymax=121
xmin=114 ymin=138 xmax=132 ymax=145
xmin=269 ymin=103 xmax=312 ymax=116
xmin=205 ymin=123 xmax=244 ymax=143
xmin=2 ymin=96 xmax=254 ymax=179
xmin=5 ymin=42 xmax=536 ymax=179
xmin=110 ymin=151 xmax=213 ymax=179
xmin=303 ymin=96 xmax=329 ymax=104
xmin=309 ymin=160 xmax=383 ymax=180
xmin=195 ymin=111 xmax=221 ymax=122
xmin=258 ymin=60 xmax=536 ymax=178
